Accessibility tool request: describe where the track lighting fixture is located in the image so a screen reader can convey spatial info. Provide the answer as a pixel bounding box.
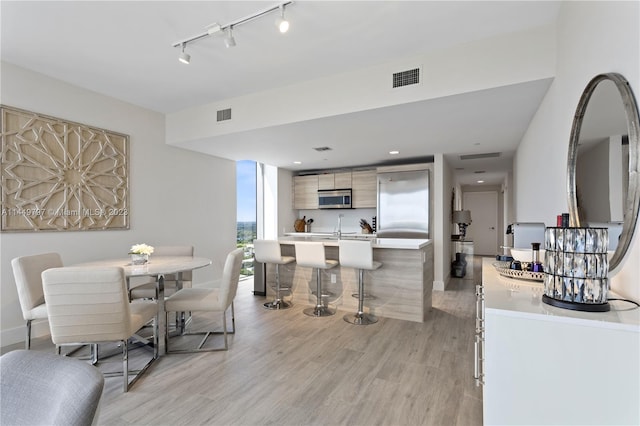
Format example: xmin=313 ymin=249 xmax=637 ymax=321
xmin=224 ymin=27 xmax=236 ymax=48
xmin=172 ymin=1 xmax=293 ymax=62
xmin=206 ymin=23 xmax=221 ymax=35
xmin=275 ymin=4 xmax=290 ymax=33
xmin=178 ymin=43 xmax=190 ymax=64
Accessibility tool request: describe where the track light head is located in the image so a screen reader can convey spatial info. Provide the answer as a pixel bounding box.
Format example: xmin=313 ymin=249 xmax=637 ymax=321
xmin=224 ymin=27 xmax=236 ymax=48
xmin=178 ymin=43 xmax=190 ymax=64
xmin=275 ymin=5 xmax=289 ymax=33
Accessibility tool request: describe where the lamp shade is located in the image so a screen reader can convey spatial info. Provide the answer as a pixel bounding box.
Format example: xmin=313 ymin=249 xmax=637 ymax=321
xmin=452 ymin=210 xmax=472 ymax=224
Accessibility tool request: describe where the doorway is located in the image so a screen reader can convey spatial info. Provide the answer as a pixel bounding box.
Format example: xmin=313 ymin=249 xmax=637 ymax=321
xmin=463 ymin=191 xmax=499 ymax=256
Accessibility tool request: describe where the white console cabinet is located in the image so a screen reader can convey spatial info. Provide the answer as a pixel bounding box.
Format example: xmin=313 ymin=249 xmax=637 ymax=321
xmin=481 ymin=258 xmax=639 ymax=425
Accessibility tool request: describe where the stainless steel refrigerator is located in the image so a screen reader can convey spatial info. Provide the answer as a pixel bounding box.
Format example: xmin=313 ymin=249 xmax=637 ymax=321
xmin=376 ymin=169 xmax=430 ymax=239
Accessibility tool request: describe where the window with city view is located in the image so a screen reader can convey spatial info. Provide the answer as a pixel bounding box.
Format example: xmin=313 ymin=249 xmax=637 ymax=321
xmin=237 ymin=160 xmax=256 ymax=277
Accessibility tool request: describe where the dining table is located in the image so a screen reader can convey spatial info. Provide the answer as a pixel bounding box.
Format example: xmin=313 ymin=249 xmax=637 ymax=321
xmin=75 ymin=255 xmax=212 ymax=355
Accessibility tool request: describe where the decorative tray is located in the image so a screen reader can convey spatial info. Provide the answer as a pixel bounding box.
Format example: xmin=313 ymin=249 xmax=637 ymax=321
xmin=492 ymin=261 xmax=545 ymax=282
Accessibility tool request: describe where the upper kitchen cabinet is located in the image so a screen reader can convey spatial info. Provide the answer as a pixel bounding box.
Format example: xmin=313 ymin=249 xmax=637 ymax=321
xmin=352 ymin=169 xmax=377 ymax=208
xmin=293 ymin=175 xmax=318 ymax=209
xmin=318 ymin=172 xmax=352 ymax=190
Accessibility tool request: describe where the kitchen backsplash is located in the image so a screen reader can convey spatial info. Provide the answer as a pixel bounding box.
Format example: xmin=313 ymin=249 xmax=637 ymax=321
xmin=292 ymin=208 xmax=376 ymax=234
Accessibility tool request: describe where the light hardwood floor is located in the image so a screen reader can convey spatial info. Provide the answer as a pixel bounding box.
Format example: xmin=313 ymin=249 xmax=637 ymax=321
xmin=3 ymin=258 xmax=484 ymax=426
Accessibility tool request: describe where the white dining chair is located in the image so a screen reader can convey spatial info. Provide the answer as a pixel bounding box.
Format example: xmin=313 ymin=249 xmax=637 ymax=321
xmin=164 ymin=248 xmax=243 ymax=353
xmin=42 ymin=266 xmax=158 ymax=392
xmin=11 ymin=252 xmax=63 ymax=349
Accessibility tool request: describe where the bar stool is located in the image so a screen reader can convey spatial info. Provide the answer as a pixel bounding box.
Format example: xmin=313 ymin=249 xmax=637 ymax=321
xmin=294 ymin=241 xmax=338 ymax=317
xmin=254 ymin=239 xmax=295 ymax=310
xmin=339 ymin=239 xmax=381 ymax=325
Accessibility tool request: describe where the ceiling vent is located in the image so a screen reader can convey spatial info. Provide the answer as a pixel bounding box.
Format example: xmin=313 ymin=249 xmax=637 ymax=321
xmin=460 ymin=152 xmax=501 ymax=160
xmin=217 ymin=108 xmax=232 ymax=122
xmin=313 ymin=146 xmax=332 ymax=152
xmin=392 ymin=68 xmax=420 ymax=88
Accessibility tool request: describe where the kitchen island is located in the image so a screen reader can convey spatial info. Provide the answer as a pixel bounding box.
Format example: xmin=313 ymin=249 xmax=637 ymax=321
xmin=268 ymin=236 xmax=433 ymax=322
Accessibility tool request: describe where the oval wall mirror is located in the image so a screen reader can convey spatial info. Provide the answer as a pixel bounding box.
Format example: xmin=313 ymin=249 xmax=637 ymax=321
xmin=568 ymin=73 xmax=640 ymax=271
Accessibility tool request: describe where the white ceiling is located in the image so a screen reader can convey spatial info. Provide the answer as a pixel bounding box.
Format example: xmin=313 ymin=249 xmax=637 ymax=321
xmin=1 ymin=1 xmax=562 ymax=185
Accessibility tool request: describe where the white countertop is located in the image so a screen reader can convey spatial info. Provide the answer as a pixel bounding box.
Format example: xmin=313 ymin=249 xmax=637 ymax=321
xmin=279 ymin=235 xmax=431 ymax=250
xmin=482 ymin=257 xmax=640 ymax=331
xmin=284 ymin=232 xmax=376 ymax=239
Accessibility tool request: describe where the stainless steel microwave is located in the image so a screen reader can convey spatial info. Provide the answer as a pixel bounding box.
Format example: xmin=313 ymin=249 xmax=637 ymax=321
xmin=318 ymin=189 xmax=352 ymax=209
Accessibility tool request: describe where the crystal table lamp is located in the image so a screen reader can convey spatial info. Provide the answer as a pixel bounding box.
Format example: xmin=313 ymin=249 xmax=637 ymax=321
xmin=542 ymin=227 xmax=609 ymax=312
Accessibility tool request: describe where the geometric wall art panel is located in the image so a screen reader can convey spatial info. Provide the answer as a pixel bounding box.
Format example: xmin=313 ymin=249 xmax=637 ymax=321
xmin=1 ymin=105 xmax=129 ymax=231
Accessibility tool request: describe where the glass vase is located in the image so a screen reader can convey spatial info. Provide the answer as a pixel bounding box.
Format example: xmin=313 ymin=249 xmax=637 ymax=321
xmin=131 ymin=253 xmax=149 ymax=265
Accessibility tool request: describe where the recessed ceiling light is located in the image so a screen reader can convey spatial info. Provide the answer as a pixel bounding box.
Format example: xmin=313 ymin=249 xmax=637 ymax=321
xmin=477 ymin=180 xmax=485 ymax=184
xmin=389 ymin=150 xmax=400 ymax=155
xmin=293 ymin=161 xmax=301 ymax=165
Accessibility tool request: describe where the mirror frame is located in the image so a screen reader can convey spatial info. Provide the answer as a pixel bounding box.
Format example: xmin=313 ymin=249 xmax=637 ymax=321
xmin=568 ymin=72 xmax=640 ymax=271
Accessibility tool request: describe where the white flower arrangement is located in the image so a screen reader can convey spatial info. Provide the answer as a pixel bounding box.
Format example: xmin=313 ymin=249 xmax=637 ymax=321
xmin=129 ymin=243 xmax=154 ymax=256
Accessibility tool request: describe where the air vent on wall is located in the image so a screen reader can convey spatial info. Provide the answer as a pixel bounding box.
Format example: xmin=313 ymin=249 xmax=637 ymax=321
xmin=459 ymin=152 xmax=501 ymax=160
xmin=217 ymin=108 xmax=232 ymax=122
xmin=392 ymin=68 xmax=420 ymax=88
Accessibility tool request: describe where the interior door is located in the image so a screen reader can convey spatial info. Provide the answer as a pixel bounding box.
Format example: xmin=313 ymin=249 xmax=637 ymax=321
xmin=463 ymin=191 xmax=499 ymax=256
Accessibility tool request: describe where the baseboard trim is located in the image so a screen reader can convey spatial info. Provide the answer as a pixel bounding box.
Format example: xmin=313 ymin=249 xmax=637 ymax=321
xmin=433 ymin=280 xmax=447 ymax=291
xmin=1 ymin=319 xmax=50 ymax=349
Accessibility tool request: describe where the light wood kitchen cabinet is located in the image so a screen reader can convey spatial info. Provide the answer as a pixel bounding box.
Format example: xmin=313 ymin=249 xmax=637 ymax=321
xmin=318 ymin=172 xmax=352 ymax=190
xmin=293 ymin=175 xmax=318 ymax=209
xmin=352 ymin=169 xmax=377 ymax=208
xmin=334 ymin=172 xmax=352 ymax=189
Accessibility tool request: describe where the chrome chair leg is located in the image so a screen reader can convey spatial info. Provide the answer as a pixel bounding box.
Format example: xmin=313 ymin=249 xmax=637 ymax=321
xmin=264 ymin=264 xmax=292 ymax=309
xmin=25 ymin=320 xmax=32 ymax=350
xmin=166 ymin=305 xmax=235 ymax=353
xmin=344 ymin=269 xmax=377 ymax=325
xmin=304 ymin=268 xmax=335 ymax=317
xmin=122 ymin=340 xmax=128 ymax=393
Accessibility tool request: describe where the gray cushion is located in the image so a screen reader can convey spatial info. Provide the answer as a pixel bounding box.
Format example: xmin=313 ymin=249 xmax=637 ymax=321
xmin=0 ymin=349 xmax=104 ymax=425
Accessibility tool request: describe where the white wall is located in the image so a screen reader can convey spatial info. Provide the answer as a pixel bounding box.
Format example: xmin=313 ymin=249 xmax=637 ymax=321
xmin=434 ymin=154 xmax=454 ymax=291
xmin=514 ymin=1 xmax=640 ymax=300
xmin=262 ymin=164 xmax=279 ymax=239
xmin=277 ymin=168 xmax=296 ymax=236
xmin=0 ymin=63 xmax=237 ymax=345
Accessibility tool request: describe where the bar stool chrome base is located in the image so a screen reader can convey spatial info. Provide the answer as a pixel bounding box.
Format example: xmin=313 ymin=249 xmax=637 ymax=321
xmin=312 ymin=290 xmax=334 ymax=298
xmin=304 ymin=305 xmax=335 ymax=317
xmin=263 ymin=299 xmax=291 ymax=310
xmin=351 ymin=292 xmax=374 ymax=300
xmin=344 ymin=312 xmax=378 ymax=325
xmin=258 ymin=256 xmax=294 ymax=311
